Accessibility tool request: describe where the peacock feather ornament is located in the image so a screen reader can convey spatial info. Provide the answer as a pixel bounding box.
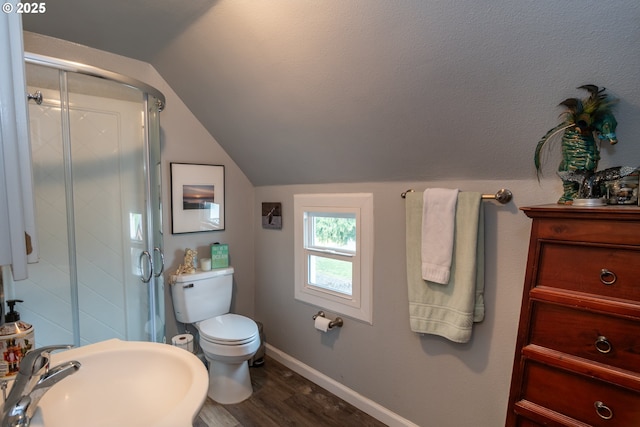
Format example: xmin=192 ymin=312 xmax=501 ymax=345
xmin=534 ymin=85 xmax=618 ymax=204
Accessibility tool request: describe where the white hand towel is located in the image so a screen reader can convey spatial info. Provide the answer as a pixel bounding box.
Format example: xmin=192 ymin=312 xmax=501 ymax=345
xmin=421 ymin=188 xmax=459 ymax=284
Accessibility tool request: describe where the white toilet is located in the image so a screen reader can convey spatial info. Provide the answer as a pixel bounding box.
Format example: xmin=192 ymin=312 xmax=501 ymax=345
xmin=170 ymin=267 xmax=260 ymax=404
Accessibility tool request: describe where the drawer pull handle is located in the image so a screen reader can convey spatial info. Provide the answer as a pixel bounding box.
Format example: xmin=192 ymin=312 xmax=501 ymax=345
xmin=599 ymin=269 xmax=617 ymax=285
xmin=594 ymin=401 xmax=613 ymax=420
xmin=595 ymin=336 xmax=612 ymax=354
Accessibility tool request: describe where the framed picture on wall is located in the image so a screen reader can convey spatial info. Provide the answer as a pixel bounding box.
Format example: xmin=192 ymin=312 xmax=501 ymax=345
xmin=170 ymin=162 xmax=225 ymax=233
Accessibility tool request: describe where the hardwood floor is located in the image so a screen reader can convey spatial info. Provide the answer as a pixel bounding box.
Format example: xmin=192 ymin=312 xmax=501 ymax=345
xmin=194 ymin=356 xmax=388 ymax=427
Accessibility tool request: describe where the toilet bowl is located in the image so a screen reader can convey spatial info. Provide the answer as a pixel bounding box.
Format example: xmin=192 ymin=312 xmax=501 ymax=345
xmin=170 ymin=267 xmax=261 ymax=404
xmin=197 ymin=314 xmax=260 ymax=404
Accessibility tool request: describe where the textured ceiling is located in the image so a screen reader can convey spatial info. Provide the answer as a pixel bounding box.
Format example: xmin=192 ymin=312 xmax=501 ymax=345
xmin=22 ymin=1 xmax=640 ymax=186
xmin=22 ymin=0 xmax=215 ymax=62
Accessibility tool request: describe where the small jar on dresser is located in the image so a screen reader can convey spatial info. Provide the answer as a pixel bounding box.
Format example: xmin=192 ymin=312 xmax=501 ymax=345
xmin=506 ymin=205 xmax=640 ymax=427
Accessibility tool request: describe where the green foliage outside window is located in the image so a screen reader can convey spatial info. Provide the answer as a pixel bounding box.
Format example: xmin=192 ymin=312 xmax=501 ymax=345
xmin=313 ymin=217 xmax=356 ymax=247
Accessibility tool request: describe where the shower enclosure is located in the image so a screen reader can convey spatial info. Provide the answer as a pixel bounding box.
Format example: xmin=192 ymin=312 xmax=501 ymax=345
xmin=11 ymin=53 xmax=166 ymax=347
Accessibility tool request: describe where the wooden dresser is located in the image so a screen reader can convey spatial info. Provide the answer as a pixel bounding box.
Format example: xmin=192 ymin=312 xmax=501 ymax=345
xmin=506 ymin=205 xmax=640 ymax=426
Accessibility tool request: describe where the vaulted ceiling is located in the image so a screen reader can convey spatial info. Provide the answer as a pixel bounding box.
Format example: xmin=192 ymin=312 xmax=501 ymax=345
xmin=22 ymin=1 xmax=640 ymax=186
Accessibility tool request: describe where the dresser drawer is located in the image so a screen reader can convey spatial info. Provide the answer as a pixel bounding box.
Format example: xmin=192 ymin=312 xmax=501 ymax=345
xmin=536 ymin=242 xmax=640 ymax=302
xmin=516 ymin=418 xmax=544 ymax=427
xmin=522 ymin=362 xmax=640 ymax=426
xmin=530 ymin=302 xmax=640 ymax=373
xmin=514 ymin=412 xmax=575 ymax=427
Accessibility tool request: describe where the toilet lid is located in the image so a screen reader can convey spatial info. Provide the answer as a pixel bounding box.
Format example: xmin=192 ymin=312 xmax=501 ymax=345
xmin=198 ymin=314 xmax=258 ymax=344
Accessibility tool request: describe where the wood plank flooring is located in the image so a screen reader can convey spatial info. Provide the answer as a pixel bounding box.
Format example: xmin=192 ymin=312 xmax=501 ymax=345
xmin=194 ymin=356 xmax=387 ymax=427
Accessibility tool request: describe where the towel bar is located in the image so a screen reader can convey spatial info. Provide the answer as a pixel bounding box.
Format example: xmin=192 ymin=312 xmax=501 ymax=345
xmin=401 ymin=188 xmax=512 ymax=204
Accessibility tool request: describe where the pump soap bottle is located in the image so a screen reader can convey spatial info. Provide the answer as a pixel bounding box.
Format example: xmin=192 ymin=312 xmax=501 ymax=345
xmin=0 ymin=299 xmax=35 ymax=378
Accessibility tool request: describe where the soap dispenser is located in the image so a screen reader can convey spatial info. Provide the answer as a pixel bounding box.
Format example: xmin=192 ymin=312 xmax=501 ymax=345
xmin=0 ymin=299 xmax=35 ymax=378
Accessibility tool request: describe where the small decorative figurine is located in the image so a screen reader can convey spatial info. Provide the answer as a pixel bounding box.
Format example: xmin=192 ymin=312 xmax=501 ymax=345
xmin=534 ymin=85 xmax=618 ymax=204
xmin=176 ymin=248 xmax=197 ymax=275
xmin=557 ymin=166 xmax=637 ymax=200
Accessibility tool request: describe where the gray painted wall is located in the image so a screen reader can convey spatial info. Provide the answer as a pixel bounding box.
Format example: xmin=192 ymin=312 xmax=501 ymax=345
xmin=21 ymin=2 xmax=640 ymax=187
xmin=22 ymin=28 xmax=640 ymax=426
xmin=254 ymin=179 xmax=558 ymax=426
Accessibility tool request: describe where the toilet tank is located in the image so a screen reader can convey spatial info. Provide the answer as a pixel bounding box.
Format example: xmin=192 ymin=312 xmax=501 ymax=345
xmin=170 ymin=267 xmax=234 ymax=323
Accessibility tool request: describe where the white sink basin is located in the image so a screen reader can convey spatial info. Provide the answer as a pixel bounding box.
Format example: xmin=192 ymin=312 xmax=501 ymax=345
xmin=28 ymin=339 xmax=208 ymax=427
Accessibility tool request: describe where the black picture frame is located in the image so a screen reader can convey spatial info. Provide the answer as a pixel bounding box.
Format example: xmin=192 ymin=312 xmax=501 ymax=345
xmin=170 ymin=162 xmax=225 ymax=233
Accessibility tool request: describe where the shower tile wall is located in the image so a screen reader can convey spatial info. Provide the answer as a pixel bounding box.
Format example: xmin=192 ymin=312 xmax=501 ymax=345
xmin=18 ymin=88 xmax=144 ymax=347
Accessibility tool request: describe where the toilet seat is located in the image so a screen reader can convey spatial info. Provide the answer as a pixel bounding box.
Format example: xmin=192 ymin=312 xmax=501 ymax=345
xmin=198 ymin=314 xmax=258 ymax=346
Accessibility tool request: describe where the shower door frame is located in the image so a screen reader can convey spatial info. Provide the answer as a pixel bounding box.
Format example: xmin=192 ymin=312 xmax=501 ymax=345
xmin=23 ymin=53 xmax=166 ymax=346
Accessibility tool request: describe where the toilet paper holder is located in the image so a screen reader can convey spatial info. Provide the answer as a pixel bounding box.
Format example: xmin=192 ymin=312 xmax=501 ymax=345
xmin=312 ymin=311 xmax=343 ymax=329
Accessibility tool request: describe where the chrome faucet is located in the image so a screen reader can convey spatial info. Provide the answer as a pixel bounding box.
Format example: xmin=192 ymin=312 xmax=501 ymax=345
xmin=1 ymin=345 xmax=81 ymax=427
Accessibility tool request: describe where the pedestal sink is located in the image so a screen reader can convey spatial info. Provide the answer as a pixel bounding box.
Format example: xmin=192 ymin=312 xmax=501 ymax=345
xmin=28 ymin=339 xmax=208 ymax=427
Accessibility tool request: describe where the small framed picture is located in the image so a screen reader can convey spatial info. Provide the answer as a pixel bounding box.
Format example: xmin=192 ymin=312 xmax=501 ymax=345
xmin=170 ymin=163 xmax=225 ymax=233
xmin=262 ymin=202 xmax=282 ymax=229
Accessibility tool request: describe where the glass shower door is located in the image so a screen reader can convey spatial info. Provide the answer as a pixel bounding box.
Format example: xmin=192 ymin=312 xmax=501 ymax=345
xmin=144 ymin=93 xmax=165 ymax=343
xmin=18 ymin=63 xmax=165 ymax=347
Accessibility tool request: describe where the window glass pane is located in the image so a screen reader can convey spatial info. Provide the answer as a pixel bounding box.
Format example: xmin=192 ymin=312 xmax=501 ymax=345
xmin=294 ymin=193 xmax=373 ymax=323
xmin=309 ymin=213 xmax=356 ymax=252
xmin=308 ymin=255 xmax=352 ymax=295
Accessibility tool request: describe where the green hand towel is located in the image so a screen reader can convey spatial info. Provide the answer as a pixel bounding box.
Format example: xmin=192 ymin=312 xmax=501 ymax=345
xmin=405 ymin=191 xmax=484 ymax=343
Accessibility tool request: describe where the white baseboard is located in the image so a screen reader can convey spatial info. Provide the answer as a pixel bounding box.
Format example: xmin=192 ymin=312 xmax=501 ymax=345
xmin=265 ymin=343 xmax=419 ymax=427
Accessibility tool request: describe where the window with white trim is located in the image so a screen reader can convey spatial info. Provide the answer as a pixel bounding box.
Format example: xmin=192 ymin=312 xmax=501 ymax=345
xmin=294 ymin=193 xmax=373 ymax=324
